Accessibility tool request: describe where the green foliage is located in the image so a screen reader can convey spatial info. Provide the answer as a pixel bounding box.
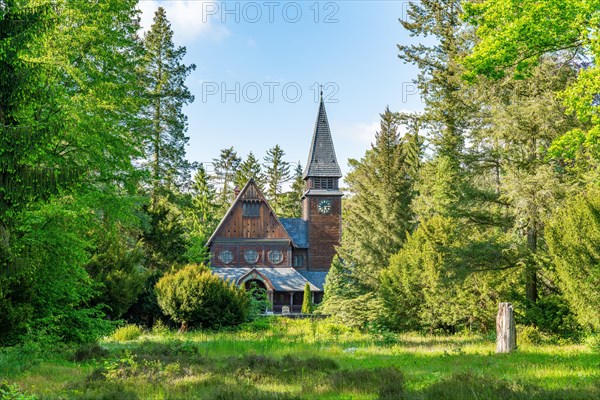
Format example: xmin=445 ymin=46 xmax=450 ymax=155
xmin=263 ymin=145 xmax=291 ymax=214
xmin=518 ymin=325 xmax=544 ymax=345
xmin=381 ymin=214 xmax=511 ymax=333
xmin=302 ymin=283 xmax=312 ymax=314
xmin=247 ymin=284 xmax=271 ymax=320
xmin=0 ymin=381 xmax=37 ymax=400
xmin=545 ymin=187 xmax=600 ymax=331
xmin=86 ymin=226 xmax=147 ymax=319
xmin=11 ymin=200 xmax=114 ymax=344
xmin=323 ymin=256 xmax=359 ymax=302
xmin=112 ymin=325 xmax=144 ymax=342
xmin=278 ymin=162 xmax=304 ymax=218
xmin=518 ymin=295 xmax=582 ymax=339
xmin=141 ymin=6 xmax=196 ymax=193
xmin=143 ymin=196 xmax=189 ymax=271
xmin=183 ymin=164 xmax=219 ymax=264
xmin=235 ymin=152 xmax=265 ymax=191
xmin=0 ymin=272 xmax=34 ymax=346
xmin=155 ymin=264 xmax=250 ymax=330
xmin=212 ymin=147 xmax=241 ymax=207
xmin=319 ymin=292 xmax=385 ymax=331
xmin=339 ymin=108 xmax=421 ymax=291
xmin=0 ymin=0 xmax=147 ymax=346
xmin=464 ymin=0 xmax=600 ymax=150
xmin=72 ymin=343 xmax=110 ymax=362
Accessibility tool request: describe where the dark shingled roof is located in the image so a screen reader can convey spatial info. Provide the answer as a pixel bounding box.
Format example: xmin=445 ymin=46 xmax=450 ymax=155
xmin=298 ymin=271 xmax=329 ymax=291
xmin=211 ymin=267 xmax=320 ymax=291
xmin=280 ymin=218 xmax=309 ymax=248
xmin=303 ymin=98 xmax=342 ymax=179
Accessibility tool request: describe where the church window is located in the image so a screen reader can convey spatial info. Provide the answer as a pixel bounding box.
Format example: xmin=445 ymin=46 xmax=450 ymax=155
xmin=218 ymin=250 xmax=233 ymax=264
xmin=244 ymin=249 xmax=259 ymax=264
xmin=293 ymin=255 xmax=304 ymax=267
xmin=313 ymin=178 xmax=337 ymax=189
xmin=268 ymin=250 xmax=283 ymax=264
xmin=243 ymin=202 xmax=260 ymax=217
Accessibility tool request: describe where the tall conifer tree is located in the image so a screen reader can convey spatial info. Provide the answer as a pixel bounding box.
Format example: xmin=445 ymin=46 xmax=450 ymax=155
xmin=263 ymin=145 xmax=290 ymax=213
xmin=235 ymin=152 xmax=265 ymax=191
xmin=141 ymin=7 xmax=196 ymax=199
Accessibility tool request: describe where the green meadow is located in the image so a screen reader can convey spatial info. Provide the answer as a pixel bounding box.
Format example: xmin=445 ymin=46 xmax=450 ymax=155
xmin=1 ymin=318 xmax=599 ymax=400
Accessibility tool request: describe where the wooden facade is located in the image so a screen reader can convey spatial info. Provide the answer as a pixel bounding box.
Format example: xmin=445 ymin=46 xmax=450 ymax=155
xmin=208 ymin=181 xmax=295 ymax=268
xmin=209 ymin=97 xmax=342 ymax=312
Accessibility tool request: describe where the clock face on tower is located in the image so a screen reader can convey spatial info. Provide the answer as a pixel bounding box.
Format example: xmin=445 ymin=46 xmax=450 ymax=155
xmin=317 ymin=199 xmax=332 ymax=214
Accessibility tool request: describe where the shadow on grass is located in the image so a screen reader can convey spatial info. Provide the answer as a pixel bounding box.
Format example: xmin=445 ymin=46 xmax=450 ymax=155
xmin=405 ymin=371 xmax=600 ymax=400
xmin=395 ymin=336 xmax=489 ymax=349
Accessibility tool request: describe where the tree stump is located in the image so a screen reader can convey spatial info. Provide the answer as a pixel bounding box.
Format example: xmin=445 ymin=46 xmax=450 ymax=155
xmin=496 ymin=302 xmax=516 ymax=353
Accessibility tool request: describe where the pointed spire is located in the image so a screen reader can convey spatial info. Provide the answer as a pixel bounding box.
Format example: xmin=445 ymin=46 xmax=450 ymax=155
xmin=303 ymin=97 xmax=342 ymax=179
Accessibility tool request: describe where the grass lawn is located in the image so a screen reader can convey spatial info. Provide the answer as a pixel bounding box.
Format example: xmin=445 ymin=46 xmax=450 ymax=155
xmin=1 ymin=318 xmax=598 ymax=399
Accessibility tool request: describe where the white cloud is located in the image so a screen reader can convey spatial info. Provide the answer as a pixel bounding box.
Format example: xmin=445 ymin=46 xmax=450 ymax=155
xmin=137 ymin=1 xmax=230 ymax=45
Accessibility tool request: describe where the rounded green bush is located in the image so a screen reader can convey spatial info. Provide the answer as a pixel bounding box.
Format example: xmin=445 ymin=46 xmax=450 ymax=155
xmin=155 ymin=264 xmax=250 ymax=331
xmin=111 ymin=324 xmax=143 ymax=341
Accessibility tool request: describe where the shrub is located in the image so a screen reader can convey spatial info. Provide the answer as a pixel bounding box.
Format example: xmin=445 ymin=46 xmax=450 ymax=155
xmin=519 ymin=295 xmax=583 ymax=339
xmin=155 ymin=264 xmax=250 ymax=331
xmin=0 ymin=381 xmax=37 ymax=400
xmin=518 ymin=325 xmax=544 ymax=345
xmin=72 ymin=343 xmax=110 ymax=362
xmin=151 ymin=319 xmax=171 ymax=336
xmin=112 ymin=325 xmax=143 ymax=341
xmin=585 ymin=335 xmax=600 ymax=353
xmin=302 ymin=282 xmax=312 ymax=314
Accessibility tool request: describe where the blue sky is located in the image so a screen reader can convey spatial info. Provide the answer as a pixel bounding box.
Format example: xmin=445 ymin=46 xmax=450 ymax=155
xmin=138 ymin=0 xmax=424 ymax=177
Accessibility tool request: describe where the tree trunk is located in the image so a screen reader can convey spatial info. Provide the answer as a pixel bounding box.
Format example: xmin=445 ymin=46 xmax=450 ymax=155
xmin=526 ymin=227 xmax=538 ymax=303
xmin=496 ymin=302 xmax=517 ymax=353
xmin=178 ymin=321 xmax=188 ymax=334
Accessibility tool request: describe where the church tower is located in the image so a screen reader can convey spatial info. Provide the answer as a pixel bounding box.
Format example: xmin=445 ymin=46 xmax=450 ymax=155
xmin=302 ymin=95 xmax=343 ymax=270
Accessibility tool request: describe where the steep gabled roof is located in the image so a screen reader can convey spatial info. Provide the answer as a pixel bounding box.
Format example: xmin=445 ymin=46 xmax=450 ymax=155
xmin=206 ymin=178 xmax=297 ymax=246
xmin=303 ymin=97 xmax=342 ymax=179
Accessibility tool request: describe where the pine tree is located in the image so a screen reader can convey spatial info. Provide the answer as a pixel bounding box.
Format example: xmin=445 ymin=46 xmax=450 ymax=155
xmin=263 ymin=145 xmax=290 ymax=213
xmin=212 ymin=147 xmax=241 ymax=207
xmin=235 ymin=152 xmax=265 ymax=191
xmin=141 ymin=7 xmax=196 ymax=200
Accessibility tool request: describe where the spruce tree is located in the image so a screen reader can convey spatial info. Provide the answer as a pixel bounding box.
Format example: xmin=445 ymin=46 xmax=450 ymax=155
xmin=185 ymin=164 xmax=220 ymax=263
xmin=339 ymin=108 xmax=421 ymax=290
xmin=279 ymin=162 xmax=304 ymax=218
xmin=141 ymin=7 xmax=196 ymax=199
xmin=263 ymin=145 xmax=291 ymax=213
xmin=235 ymin=152 xmax=265 ymax=191
xmin=212 ymin=147 xmax=241 ymax=207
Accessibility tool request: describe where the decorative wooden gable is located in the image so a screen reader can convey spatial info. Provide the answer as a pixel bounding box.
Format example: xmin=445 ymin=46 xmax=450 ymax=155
xmin=207 ymin=179 xmax=292 ymax=244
